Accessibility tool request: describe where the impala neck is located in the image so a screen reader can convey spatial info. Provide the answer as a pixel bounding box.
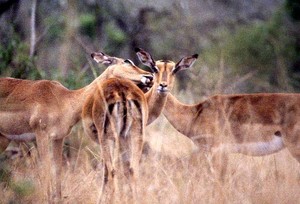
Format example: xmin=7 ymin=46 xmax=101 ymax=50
xmin=66 ymin=71 xmax=110 ymax=124
xmin=145 ymin=83 xmax=168 ymax=125
xmin=163 ymin=93 xmax=200 ymax=137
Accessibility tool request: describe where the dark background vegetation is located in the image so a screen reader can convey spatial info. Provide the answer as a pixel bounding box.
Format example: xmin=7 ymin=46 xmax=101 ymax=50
xmin=0 ymin=0 xmax=299 ymax=98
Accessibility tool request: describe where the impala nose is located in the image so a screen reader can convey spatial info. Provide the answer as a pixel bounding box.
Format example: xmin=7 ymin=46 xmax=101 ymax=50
xmin=157 ymin=82 xmax=168 ymax=93
xmin=160 ymin=83 xmax=167 ymax=88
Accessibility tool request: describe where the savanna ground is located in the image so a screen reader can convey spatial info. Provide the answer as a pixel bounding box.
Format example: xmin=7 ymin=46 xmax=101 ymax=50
xmin=1 ymin=116 xmax=300 ymax=204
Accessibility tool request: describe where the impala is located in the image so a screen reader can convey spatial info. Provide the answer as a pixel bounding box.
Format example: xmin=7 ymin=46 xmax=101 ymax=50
xmin=135 ymin=48 xmax=199 ymax=125
xmin=81 ymin=48 xmax=198 ymax=202
xmin=141 ymin=53 xmax=300 ymax=177
xmin=82 ymin=78 xmax=148 ymax=203
xmin=83 ymin=48 xmax=199 ymax=141
xmin=0 ymin=51 xmax=153 ymax=203
xmin=163 ymin=93 xmax=300 ymax=168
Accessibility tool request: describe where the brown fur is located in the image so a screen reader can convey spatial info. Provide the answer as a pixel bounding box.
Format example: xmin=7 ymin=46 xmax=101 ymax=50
xmin=0 ymin=52 xmax=152 ymax=203
xmin=81 ymin=49 xmax=199 ymax=202
xmin=135 ymin=48 xmax=199 ymax=125
xmin=164 ymin=93 xmax=298 ymax=144
xmin=82 ymin=78 xmax=147 ymax=203
xmin=163 ymin=93 xmax=300 ymax=180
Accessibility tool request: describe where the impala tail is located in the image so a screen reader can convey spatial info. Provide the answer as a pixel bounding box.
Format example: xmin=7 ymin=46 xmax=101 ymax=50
xmin=106 ymin=98 xmax=144 ymax=140
xmin=104 ymin=97 xmax=144 ymax=172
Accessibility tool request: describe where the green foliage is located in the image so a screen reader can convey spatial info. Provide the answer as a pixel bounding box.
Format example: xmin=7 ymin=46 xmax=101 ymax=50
xmin=79 ymin=13 xmax=97 ymax=38
xmin=223 ymin=11 xmax=295 ymax=76
xmin=104 ymin=22 xmax=127 ymax=53
xmin=52 ymin=68 xmax=92 ymax=90
xmin=285 ymin=0 xmax=300 ymax=21
xmin=44 ymin=16 xmax=65 ymax=42
xmin=0 ymin=162 xmax=11 ymax=184
xmin=224 ymin=24 xmax=275 ymax=74
xmin=200 ymin=8 xmax=297 ymax=92
xmin=0 ymin=36 xmax=17 ymax=75
xmin=0 ymin=35 xmax=41 ymax=79
xmin=10 ymin=179 xmax=35 ymax=197
xmin=0 ymin=158 xmax=35 ymax=200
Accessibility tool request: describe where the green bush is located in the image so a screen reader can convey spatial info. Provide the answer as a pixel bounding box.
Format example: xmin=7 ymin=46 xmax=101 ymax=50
xmin=224 ymin=11 xmax=295 ymax=75
xmin=202 ymin=9 xmax=296 ymax=91
xmin=79 ymin=13 xmax=97 ymax=38
xmin=44 ymin=16 xmax=65 ymax=42
xmin=104 ymin=22 xmax=127 ymax=53
xmin=0 ymin=163 xmax=11 ymax=184
xmin=0 ymin=35 xmax=41 ymax=79
xmin=225 ymin=24 xmax=275 ymax=74
xmin=10 ymin=179 xmax=35 ymax=198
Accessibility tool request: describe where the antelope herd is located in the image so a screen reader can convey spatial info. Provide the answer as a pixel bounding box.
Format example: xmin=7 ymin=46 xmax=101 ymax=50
xmin=0 ymin=51 xmax=152 ymax=203
xmin=1 ymin=47 xmax=300 ymax=203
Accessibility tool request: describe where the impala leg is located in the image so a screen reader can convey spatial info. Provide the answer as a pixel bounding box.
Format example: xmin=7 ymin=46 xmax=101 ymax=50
xmin=210 ymin=150 xmax=228 ymax=183
xmin=94 ymin=108 xmax=115 ymax=204
xmin=99 ymin=140 xmax=115 ymax=204
xmin=97 ymin=128 xmax=114 ymax=204
xmin=282 ymin=128 xmax=300 ymax=164
xmin=112 ymin=136 xmax=122 ymax=203
xmin=35 ymin=132 xmax=52 ymax=203
xmin=289 ymin=149 xmax=300 ymax=163
xmin=97 ymin=162 xmax=111 ymax=204
xmin=289 ymin=152 xmax=300 ymax=168
xmin=108 ymin=111 xmax=122 ymax=200
xmin=206 ymin=150 xmax=228 ymax=203
xmin=128 ymin=120 xmax=144 ymax=204
xmin=285 ymin=138 xmax=300 ymax=164
xmin=52 ymin=138 xmax=64 ymax=203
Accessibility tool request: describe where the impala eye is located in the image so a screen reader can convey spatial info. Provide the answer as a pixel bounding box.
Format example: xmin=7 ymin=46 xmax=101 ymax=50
xmin=124 ymin=59 xmax=135 ymax=66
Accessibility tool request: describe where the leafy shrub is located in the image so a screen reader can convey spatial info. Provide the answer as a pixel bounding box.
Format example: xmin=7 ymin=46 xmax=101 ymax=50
xmin=79 ymin=13 xmax=96 ymax=38
xmin=224 ymin=11 xmax=295 ymax=75
xmin=10 ymin=179 xmax=35 ymax=198
xmin=0 ymin=35 xmax=41 ymax=79
xmin=202 ymin=9 xmax=296 ymax=91
xmin=104 ymin=22 xmax=127 ymax=53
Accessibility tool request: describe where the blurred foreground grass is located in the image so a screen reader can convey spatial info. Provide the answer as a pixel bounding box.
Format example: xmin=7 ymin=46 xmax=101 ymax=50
xmin=1 ymin=116 xmax=300 ymax=204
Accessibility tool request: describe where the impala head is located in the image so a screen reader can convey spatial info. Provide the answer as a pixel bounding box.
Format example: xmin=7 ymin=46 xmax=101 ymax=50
xmin=91 ymin=52 xmax=153 ymax=91
xmin=135 ymin=48 xmax=198 ymax=92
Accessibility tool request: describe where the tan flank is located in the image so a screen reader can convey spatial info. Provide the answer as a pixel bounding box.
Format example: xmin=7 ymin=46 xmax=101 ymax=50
xmin=164 ymin=91 xmax=300 ymax=179
xmin=164 ymin=93 xmax=300 ymax=157
xmin=82 ymin=78 xmax=148 ymax=203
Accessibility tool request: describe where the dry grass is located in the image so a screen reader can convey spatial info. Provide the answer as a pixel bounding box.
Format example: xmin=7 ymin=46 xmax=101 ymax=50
xmin=1 ymin=117 xmax=300 ymax=204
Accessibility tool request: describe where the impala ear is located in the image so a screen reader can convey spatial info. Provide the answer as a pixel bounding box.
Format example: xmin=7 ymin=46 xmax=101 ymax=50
xmin=172 ymin=54 xmax=198 ymax=74
xmin=91 ymin=52 xmax=118 ymax=66
xmin=124 ymin=59 xmax=136 ymax=66
xmin=135 ymin=48 xmax=159 ymax=73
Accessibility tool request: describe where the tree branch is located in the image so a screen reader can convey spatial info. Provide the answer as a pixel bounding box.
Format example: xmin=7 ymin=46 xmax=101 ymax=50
xmin=30 ymin=0 xmax=37 ymax=59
